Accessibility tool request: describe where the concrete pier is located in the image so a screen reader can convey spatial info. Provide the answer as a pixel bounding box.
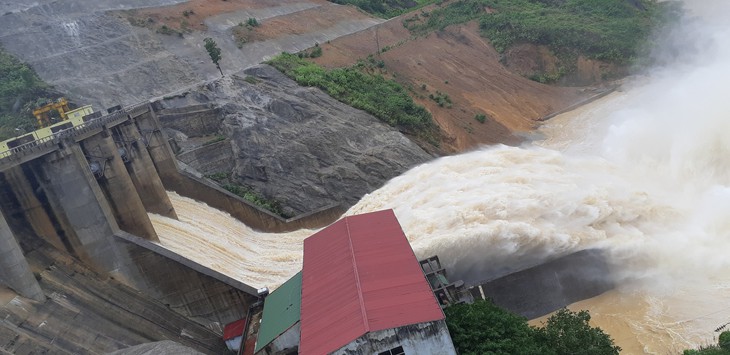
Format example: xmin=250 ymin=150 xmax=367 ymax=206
xmin=2 ymin=165 xmax=65 ymax=251
xmin=135 ymin=110 xmax=179 ymax=183
xmin=0 ymin=211 xmax=44 ymax=301
xmin=116 ymin=121 xmax=177 ymax=219
xmin=81 ymin=129 xmax=158 ymax=241
xmin=35 ymin=144 xmax=122 ymax=274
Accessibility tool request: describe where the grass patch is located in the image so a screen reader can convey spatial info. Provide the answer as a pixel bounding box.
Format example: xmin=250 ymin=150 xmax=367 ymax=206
xmin=405 ymin=0 xmax=681 ymax=69
xmin=267 ymin=52 xmax=437 ymax=142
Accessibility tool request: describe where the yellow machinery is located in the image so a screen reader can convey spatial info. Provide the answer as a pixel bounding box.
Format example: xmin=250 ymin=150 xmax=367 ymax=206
xmin=32 ymin=98 xmax=70 ymax=128
xmin=1 ymin=104 xmax=94 ymax=153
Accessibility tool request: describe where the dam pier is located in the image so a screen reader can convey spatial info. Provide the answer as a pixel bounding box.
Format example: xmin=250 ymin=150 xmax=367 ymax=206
xmin=0 ymin=103 xmax=342 ymax=352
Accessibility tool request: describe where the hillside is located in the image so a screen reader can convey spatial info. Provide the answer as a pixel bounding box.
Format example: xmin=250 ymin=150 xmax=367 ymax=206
xmin=311 ymin=19 xmax=584 ymax=152
xmin=0 ymin=0 xmax=382 ymax=111
xmin=301 ymin=0 xmax=675 ymax=152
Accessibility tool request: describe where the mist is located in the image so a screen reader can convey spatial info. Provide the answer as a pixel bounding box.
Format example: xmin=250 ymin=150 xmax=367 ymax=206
xmin=349 ymin=0 xmax=730 ymax=289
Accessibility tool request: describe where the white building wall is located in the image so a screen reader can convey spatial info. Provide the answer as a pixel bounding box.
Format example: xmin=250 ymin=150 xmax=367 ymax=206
xmin=256 ymin=322 xmax=300 ymax=355
xmin=333 ymin=320 xmax=457 ymax=355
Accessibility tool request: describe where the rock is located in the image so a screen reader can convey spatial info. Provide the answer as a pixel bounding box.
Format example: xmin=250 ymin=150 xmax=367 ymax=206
xmin=159 ymin=65 xmax=434 ymax=215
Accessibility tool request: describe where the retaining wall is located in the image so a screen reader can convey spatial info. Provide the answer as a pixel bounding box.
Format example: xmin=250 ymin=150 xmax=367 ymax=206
xmin=470 ymin=249 xmax=613 ymax=319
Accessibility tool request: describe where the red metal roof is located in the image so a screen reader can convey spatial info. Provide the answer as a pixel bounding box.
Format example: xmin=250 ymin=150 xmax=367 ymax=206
xmin=299 ymin=209 xmax=444 ymax=355
xmin=223 ymin=318 xmax=246 ymax=340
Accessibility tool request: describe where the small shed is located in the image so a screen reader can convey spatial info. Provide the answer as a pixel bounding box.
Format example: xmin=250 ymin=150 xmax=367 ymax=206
xmin=254 ymin=272 xmax=302 ymax=355
xmin=223 ymin=318 xmax=247 ymax=352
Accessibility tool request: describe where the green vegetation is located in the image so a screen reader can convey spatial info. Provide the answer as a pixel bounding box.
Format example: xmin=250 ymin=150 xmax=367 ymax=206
xmin=222 ymin=184 xmax=287 ymax=217
xmin=0 ymin=47 xmax=55 ymax=141
xmin=428 ymin=91 xmax=451 ymax=108
xmin=243 ymin=75 xmax=260 ymax=85
xmin=330 ymin=0 xmax=438 ymax=18
xmin=206 ymin=172 xmax=288 ymax=217
xmin=182 ymin=9 xmax=194 ymax=17
xmin=204 ymin=37 xmax=223 ymax=76
xmin=157 ymin=24 xmax=183 ymax=37
xmin=205 ymin=172 xmax=230 ymax=182
xmin=267 ymin=53 xmax=437 ymax=140
xmin=474 ymin=113 xmax=486 ymax=123
xmin=445 ymin=300 xmax=620 ymax=355
xmin=246 ymin=17 xmax=260 ymax=27
xmin=202 ymin=135 xmax=226 ymax=146
xmin=297 ymin=43 xmax=323 ymax=59
xmin=684 ymin=331 xmax=730 ymax=355
xmin=405 ymin=0 xmax=681 ymax=75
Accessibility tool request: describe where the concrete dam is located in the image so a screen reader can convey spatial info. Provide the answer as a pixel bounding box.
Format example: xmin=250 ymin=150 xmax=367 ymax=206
xmin=0 ymin=103 xmax=346 ymax=353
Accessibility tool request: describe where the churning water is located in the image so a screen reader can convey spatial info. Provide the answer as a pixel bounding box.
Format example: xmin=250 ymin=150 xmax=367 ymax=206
xmin=151 ymin=1 xmax=730 ymax=352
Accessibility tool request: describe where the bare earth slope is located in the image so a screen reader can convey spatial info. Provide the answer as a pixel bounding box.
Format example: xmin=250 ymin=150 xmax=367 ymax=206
xmin=314 ymin=20 xmax=588 ymax=151
xmin=0 ymin=0 xmax=382 ymax=110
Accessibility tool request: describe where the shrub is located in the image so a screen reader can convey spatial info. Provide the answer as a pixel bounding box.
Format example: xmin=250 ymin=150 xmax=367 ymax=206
xmin=720 ymin=331 xmax=730 ymax=350
xmin=222 ymin=183 xmax=288 ymax=217
xmin=246 ymin=17 xmax=259 ymax=27
xmin=309 ymin=43 xmax=323 ymax=58
xmin=474 ymin=113 xmax=486 ymax=123
xmin=429 ymin=91 xmax=452 ymax=108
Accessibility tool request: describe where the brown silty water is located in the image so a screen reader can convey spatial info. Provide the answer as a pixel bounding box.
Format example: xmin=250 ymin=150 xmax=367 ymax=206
xmin=150 ymin=1 xmax=730 ymax=353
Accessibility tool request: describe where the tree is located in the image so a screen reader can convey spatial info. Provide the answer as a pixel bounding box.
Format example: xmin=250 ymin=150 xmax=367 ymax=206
xmin=445 ymin=300 xmax=550 ymax=355
xmin=203 ymin=37 xmax=223 ymax=76
xmin=535 ymin=309 xmax=621 ymax=355
xmin=444 ymin=301 xmax=621 ymax=355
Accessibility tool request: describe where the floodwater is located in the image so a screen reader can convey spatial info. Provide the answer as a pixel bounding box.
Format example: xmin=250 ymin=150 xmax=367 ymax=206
xmin=150 ymin=1 xmax=730 ymax=353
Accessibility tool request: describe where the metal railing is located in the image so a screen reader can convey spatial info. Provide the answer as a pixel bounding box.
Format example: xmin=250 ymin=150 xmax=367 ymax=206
xmin=0 ymin=104 xmax=151 ymax=168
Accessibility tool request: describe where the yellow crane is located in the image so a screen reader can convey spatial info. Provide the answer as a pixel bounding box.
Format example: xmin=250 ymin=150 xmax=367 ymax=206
xmin=32 ymin=97 xmax=70 ymax=128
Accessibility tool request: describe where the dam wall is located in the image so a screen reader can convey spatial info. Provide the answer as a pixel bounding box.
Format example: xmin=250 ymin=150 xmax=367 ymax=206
xmin=469 ymin=249 xmax=613 ymax=319
xmin=156 ymin=105 xmax=222 ymax=138
xmin=114 ymin=231 xmax=255 ymax=330
xmin=177 ymin=139 xmax=235 ymax=174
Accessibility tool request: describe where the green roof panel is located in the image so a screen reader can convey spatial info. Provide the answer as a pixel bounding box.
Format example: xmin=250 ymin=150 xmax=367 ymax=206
xmin=254 ymin=271 xmax=302 ymax=353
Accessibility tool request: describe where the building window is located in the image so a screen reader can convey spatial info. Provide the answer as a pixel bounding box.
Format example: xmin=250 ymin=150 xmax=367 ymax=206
xmin=378 ymin=346 xmax=405 ymax=355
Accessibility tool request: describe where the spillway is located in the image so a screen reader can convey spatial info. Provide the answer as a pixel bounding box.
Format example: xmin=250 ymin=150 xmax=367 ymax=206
xmin=150 ymin=193 xmax=314 ymax=289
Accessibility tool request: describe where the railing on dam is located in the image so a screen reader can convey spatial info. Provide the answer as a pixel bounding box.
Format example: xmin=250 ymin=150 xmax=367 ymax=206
xmin=0 ymin=104 xmax=151 ymax=171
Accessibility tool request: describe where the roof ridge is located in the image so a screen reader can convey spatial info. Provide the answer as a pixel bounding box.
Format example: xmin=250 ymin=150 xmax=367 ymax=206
xmin=345 ymin=216 xmax=369 ymax=332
